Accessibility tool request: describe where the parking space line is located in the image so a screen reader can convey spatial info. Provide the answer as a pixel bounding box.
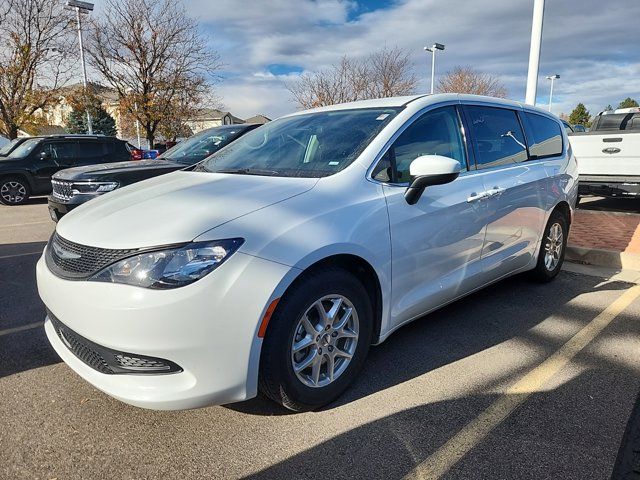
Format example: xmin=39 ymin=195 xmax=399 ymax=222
xmin=405 ymin=284 xmax=640 ymax=480
xmin=0 ymin=251 xmax=42 ymax=260
xmin=1 ymin=220 xmax=52 ymax=228
xmin=0 ymin=321 xmax=45 ymax=337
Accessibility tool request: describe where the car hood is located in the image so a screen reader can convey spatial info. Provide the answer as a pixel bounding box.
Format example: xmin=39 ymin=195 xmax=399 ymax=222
xmin=53 ymin=159 xmax=182 ymax=181
xmin=56 ymin=171 xmax=319 ymax=249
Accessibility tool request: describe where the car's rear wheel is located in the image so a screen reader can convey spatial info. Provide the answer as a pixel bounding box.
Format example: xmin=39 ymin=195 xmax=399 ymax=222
xmin=259 ymin=267 xmax=373 ymax=412
xmin=0 ymin=177 xmax=30 ymax=205
xmin=530 ymin=210 xmax=568 ymax=282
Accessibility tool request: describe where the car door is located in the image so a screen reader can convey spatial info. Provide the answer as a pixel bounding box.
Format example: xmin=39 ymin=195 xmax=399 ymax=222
xmin=375 ymin=105 xmax=489 ymax=328
xmin=31 ymin=140 xmax=77 ymax=192
xmin=462 ymin=104 xmax=548 ymax=278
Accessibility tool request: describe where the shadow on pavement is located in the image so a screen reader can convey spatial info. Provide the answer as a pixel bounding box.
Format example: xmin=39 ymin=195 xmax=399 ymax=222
xmin=0 ymin=241 xmax=60 ymax=378
xmin=228 ymin=271 xmax=632 ymax=416
xmin=579 ymin=196 xmax=640 ymax=214
xmin=246 ymin=371 xmax=634 ymax=480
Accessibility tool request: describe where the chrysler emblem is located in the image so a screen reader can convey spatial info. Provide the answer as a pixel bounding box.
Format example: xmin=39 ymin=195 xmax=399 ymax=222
xmin=602 ymin=147 xmax=621 ymax=154
xmin=52 ymin=241 xmax=81 ymax=260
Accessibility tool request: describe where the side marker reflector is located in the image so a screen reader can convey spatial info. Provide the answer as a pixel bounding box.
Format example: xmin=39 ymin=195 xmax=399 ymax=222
xmin=258 ymin=298 xmax=280 ymax=338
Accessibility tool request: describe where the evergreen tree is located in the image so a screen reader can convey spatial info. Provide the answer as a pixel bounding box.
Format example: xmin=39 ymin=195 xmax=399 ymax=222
xmin=618 ymin=97 xmax=639 ymax=109
xmin=66 ymin=105 xmax=117 ymax=136
xmin=604 ymin=104 xmax=613 ymax=112
xmin=569 ymin=103 xmax=591 ymax=126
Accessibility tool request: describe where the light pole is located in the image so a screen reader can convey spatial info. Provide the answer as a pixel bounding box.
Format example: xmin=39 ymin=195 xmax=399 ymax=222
xmin=546 ymin=74 xmax=559 ymax=112
xmin=525 ymin=0 xmax=545 ymax=105
xmin=424 ymin=43 xmax=445 ymax=94
xmin=125 ymin=88 xmax=142 ymax=148
xmin=66 ymin=0 xmax=94 ymax=134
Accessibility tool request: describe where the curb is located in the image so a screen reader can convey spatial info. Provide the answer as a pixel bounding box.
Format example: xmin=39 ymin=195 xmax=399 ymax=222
xmin=566 ymin=245 xmax=640 ymax=271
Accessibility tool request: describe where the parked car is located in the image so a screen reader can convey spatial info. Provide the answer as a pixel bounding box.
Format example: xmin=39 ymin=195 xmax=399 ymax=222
xmin=572 ymin=124 xmax=587 ymax=133
xmin=0 ymin=135 xmax=133 ymax=206
xmin=568 ymin=107 xmax=640 ymax=198
xmin=37 ymin=94 xmax=577 ymax=412
xmin=48 ymin=124 xmax=259 ymax=221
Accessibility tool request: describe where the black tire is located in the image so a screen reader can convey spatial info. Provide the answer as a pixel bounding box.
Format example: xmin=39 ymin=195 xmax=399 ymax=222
xmin=259 ymin=267 xmax=373 ymax=412
xmin=530 ymin=210 xmax=568 ymax=282
xmin=0 ymin=176 xmax=30 ymax=205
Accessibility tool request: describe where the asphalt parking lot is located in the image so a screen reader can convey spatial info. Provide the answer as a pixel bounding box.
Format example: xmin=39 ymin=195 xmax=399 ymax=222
xmin=2 ymin=198 xmax=640 ymax=479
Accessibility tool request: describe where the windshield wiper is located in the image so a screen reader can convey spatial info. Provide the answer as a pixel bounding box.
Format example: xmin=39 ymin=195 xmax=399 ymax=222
xmin=214 ymin=168 xmax=280 ymax=176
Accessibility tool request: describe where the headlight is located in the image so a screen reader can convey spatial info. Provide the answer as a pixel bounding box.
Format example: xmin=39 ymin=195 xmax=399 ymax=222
xmin=90 ymin=238 xmax=244 ymax=289
xmin=72 ymin=182 xmax=119 ymax=195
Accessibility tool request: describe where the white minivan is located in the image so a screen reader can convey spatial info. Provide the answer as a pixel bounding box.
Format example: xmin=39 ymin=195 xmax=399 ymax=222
xmin=37 ymin=94 xmax=578 ymax=411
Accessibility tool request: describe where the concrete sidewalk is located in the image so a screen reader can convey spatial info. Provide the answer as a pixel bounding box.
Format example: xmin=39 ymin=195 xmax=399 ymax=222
xmin=567 ymin=209 xmax=640 ymax=270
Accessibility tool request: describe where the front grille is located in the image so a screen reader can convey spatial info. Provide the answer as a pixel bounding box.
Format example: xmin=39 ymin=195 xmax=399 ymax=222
xmin=46 ymin=232 xmax=138 ymax=279
xmin=48 ymin=312 xmax=182 ymax=375
xmin=51 ymin=179 xmax=74 ymax=201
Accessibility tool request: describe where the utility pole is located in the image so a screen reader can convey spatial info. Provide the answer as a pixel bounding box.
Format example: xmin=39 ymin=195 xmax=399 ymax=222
xmin=67 ymin=0 xmax=95 ymax=134
xmin=525 ymin=0 xmax=545 ymax=105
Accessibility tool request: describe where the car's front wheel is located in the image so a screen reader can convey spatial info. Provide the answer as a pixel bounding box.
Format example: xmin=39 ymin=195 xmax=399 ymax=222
xmin=0 ymin=177 xmax=30 ymax=205
xmin=259 ymin=267 xmax=373 ymax=411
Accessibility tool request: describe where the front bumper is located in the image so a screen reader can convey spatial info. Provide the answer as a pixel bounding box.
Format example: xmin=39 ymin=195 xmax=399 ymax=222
xmin=47 ymin=196 xmax=88 ymax=222
xmin=37 ymin=249 xmax=297 ymax=410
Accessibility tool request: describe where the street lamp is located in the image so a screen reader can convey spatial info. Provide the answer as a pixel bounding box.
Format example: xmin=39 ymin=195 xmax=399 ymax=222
xmin=546 ymin=74 xmax=559 ymax=112
xmin=66 ymin=0 xmax=94 ymax=134
xmin=424 ymin=43 xmax=445 ymax=94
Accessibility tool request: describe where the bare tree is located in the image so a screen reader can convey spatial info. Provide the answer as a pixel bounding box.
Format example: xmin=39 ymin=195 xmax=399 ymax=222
xmin=366 ymin=46 xmax=417 ymax=99
xmin=86 ymin=0 xmax=221 ymax=147
xmin=0 ymin=0 xmax=73 ymax=138
xmin=437 ymin=66 xmax=507 ymax=98
xmin=288 ymin=46 xmax=417 ymax=109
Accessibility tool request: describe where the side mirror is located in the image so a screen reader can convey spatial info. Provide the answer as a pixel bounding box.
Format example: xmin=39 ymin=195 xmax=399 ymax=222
xmin=39 ymin=151 xmax=51 ymax=160
xmin=404 ymin=155 xmax=461 ymax=205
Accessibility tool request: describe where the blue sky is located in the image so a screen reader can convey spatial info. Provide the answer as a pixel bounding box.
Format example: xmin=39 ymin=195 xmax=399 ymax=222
xmin=189 ymin=0 xmax=639 ymax=120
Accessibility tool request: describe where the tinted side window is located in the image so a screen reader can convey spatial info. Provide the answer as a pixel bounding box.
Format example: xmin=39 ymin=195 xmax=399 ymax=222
xmin=76 ymin=140 xmax=107 ymax=160
xmin=374 ymin=106 xmax=467 ymax=183
xmin=41 ymin=141 xmax=76 ymax=160
xmin=107 ymin=139 xmax=130 ymax=157
xmin=466 ymin=106 xmax=527 ymax=169
xmin=524 ymin=112 xmax=563 ymax=158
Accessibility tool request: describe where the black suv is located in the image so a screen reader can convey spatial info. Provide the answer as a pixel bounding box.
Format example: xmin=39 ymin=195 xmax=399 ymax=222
xmin=48 ymin=124 xmax=259 ymax=221
xmin=0 ymin=135 xmax=131 ymax=206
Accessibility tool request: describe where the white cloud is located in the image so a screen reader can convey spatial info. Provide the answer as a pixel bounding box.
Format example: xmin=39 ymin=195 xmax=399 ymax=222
xmin=191 ymin=0 xmax=640 ymax=120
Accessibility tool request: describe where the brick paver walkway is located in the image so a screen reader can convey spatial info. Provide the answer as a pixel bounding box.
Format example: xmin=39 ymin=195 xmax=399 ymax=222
xmin=569 ymin=210 xmax=640 ymax=253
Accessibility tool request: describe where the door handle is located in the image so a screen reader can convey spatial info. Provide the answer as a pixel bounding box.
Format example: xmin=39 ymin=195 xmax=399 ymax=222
xmin=467 ymin=191 xmax=490 ymax=203
xmin=486 ymin=187 xmax=506 ymax=197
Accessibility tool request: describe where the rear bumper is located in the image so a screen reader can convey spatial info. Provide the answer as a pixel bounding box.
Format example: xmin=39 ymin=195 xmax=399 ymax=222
xmin=578 ymin=176 xmax=640 ymax=198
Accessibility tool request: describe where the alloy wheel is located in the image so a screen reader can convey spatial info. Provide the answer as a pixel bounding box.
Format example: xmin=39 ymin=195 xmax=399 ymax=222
xmin=290 ymin=295 xmax=359 ymax=388
xmin=544 ymin=222 xmax=564 ymax=271
xmin=0 ymin=181 xmax=27 ymax=204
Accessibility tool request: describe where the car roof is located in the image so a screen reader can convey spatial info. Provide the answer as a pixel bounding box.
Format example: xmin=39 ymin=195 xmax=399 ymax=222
xmin=283 ymin=93 xmax=555 ymax=119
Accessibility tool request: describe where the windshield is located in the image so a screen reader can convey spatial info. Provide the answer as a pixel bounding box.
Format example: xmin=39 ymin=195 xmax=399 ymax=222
xmin=0 ymin=138 xmax=22 ymax=156
xmin=161 ymin=126 xmax=250 ymax=165
xmin=199 ymin=108 xmax=400 ymax=177
xmin=7 ymin=138 xmax=41 ymax=159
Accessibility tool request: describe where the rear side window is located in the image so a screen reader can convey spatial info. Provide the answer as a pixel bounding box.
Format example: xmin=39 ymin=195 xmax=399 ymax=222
xmin=107 ymin=139 xmax=130 ymax=157
xmin=524 ymin=112 xmax=563 ymax=158
xmin=76 ymin=140 xmax=107 ymax=160
xmin=465 ymin=106 xmax=527 ymax=169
